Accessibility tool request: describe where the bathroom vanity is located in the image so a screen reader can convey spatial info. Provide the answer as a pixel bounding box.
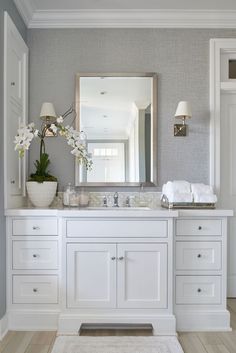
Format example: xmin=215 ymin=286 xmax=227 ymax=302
xmin=5 ymin=207 xmax=233 ymax=334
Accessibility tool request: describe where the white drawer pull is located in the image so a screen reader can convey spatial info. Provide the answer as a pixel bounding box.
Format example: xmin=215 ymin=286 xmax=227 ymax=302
xmin=118 ymin=256 xmax=124 ymax=260
xmin=111 ymin=257 xmax=116 ymax=260
xmin=33 ymin=288 xmax=38 ymax=293
xmin=32 ymin=226 xmax=40 ymax=230
xmin=198 ymin=226 xmax=202 ymax=230
xmin=197 ymin=288 xmax=202 ymax=293
xmin=197 ymin=254 xmax=202 ymax=258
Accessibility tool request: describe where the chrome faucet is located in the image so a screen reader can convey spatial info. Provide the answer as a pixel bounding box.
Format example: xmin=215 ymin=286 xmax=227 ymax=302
xmin=113 ymin=192 xmax=119 ymax=207
xmin=125 ymin=196 xmax=131 ymax=207
xmin=103 ymin=196 xmax=108 ymax=207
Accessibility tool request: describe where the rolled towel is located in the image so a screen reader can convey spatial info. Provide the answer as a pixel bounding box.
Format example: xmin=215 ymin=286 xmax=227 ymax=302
xmin=191 ymin=183 xmax=213 ymax=195
xmin=165 ymin=192 xmax=193 ymax=203
xmin=164 ymin=180 xmax=191 ymax=194
xmin=193 ymin=193 xmax=217 ymax=203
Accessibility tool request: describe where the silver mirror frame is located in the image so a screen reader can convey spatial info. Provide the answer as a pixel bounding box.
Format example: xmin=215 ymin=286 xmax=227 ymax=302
xmin=75 ymin=72 xmax=158 ymax=187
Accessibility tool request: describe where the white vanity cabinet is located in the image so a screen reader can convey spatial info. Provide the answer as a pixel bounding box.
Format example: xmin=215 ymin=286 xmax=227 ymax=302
xmin=67 ymin=242 xmax=167 ymax=310
xmin=174 ymin=212 xmax=231 ymax=331
xmin=5 ymin=208 xmax=233 ymax=334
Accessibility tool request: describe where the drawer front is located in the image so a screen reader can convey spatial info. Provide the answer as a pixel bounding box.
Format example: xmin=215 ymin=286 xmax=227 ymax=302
xmin=12 ymin=218 xmax=58 ymax=236
xmin=12 ymin=275 xmax=58 ymax=304
xmin=66 ymin=219 xmax=168 ymax=238
xmin=176 ymin=241 xmax=221 ymax=271
xmin=12 ymin=241 xmax=58 ymax=270
xmin=176 ymin=219 xmax=222 ymax=236
xmin=176 ymin=276 xmax=221 ymax=305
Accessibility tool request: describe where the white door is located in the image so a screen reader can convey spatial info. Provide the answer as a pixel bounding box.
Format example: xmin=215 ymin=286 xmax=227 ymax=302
xmin=117 ymin=243 xmax=168 ymax=308
xmin=221 ymin=94 xmax=236 ymax=296
xmin=67 ymin=243 xmax=116 ymax=308
xmin=4 ymin=12 xmax=28 ymax=208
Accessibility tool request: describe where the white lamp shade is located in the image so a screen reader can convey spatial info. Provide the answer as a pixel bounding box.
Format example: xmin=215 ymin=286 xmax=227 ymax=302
xmin=175 ymin=101 xmax=192 ymax=119
xmin=40 ymin=102 xmax=56 ymax=119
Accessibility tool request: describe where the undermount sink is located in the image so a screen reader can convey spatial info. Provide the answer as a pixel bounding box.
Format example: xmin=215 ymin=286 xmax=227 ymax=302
xmin=84 ymin=206 xmax=151 ymax=210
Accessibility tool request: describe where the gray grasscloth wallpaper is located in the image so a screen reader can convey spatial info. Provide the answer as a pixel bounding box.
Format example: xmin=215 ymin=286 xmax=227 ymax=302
xmin=27 ymin=28 xmax=236 ymax=191
xmin=0 ymin=3 xmax=27 ymax=319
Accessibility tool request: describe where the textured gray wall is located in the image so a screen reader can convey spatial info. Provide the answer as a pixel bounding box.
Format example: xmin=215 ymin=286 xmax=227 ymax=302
xmin=27 ymin=28 xmax=236 ymax=191
xmin=0 ymin=3 xmax=27 ymax=319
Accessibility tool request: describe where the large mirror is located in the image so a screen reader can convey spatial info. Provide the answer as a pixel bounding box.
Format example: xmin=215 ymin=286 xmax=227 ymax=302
xmin=75 ymin=73 xmax=157 ymax=186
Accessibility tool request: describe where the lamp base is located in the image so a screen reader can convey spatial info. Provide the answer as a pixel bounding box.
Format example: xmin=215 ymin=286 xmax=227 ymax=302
xmin=174 ymin=124 xmax=187 ymax=136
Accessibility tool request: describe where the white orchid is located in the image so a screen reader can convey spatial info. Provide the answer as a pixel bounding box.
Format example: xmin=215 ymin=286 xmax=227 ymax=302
xmin=56 ymin=116 xmax=64 ymax=124
xmin=49 ymin=124 xmax=58 ymax=134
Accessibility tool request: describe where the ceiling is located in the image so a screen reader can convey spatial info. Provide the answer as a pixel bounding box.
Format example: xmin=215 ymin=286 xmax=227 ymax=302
xmin=14 ymin=0 xmax=236 ymax=28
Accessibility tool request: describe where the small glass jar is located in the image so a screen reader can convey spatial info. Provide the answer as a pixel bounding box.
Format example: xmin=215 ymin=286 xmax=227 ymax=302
xmin=79 ymin=188 xmax=89 ymax=207
xmin=69 ymin=189 xmax=80 ymax=207
xmin=63 ymin=183 xmax=74 ymax=207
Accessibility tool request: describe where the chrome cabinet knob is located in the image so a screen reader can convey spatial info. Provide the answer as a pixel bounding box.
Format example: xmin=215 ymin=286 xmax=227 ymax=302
xmin=197 ymin=254 xmax=202 ymax=258
xmin=10 ymin=180 xmax=15 ymax=184
xmin=197 ymin=288 xmax=202 ymax=293
xmin=33 ymin=226 xmax=40 ymax=230
xmin=33 ymin=254 xmax=38 ymax=258
xmin=33 ymin=288 xmax=38 ymax=293
xmin=111 ymin=257 xmax=116 ymax=260
xmin=198 ymin=226 xmax=202 ymax=230
xmin=118 ymin=256 xmax=124 ymax=260
xmin=11 ymin=82 xmax=15 ymax=86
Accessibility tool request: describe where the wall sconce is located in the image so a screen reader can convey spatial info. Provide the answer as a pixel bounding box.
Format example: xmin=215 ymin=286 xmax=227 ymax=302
xmin=174 ymin=101 xmax=192 ymax=136
xmin=40 ymin=102 xmax=57 ymax=136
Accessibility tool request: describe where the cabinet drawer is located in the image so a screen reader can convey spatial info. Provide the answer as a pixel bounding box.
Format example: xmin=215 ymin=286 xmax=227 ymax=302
xmin=176 ymin=276 xmax=221 ymax=305
xmin=12 ymin=218 xmax=58 ymax=236
xmin=176 ymin=241 xmax=221 ymax=271
xmin=176 ymin=219 xmax=222 ymax=236
xmin=12 ymin=241 xmax=58 ymax=270
xmin=12 ymin=275 xmax=58 ymax=304
xmin=66 ymin=219 xmax=168 ymax=238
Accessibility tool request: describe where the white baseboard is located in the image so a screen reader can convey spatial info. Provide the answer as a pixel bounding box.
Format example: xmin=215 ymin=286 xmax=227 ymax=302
xmin=0 ymin=314 xmax=8 ymax=340
xmin=8 ymin=311 xmax=60 ymax=331
xmin=176 ymin=310 xmax=231 ymax=332
xmin=58 ymin=314 xmax=176 ymax=336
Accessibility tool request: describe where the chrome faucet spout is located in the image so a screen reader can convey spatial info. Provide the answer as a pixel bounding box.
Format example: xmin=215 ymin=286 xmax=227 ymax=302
xmin=113 ymin=192 xmax=119 ymax=207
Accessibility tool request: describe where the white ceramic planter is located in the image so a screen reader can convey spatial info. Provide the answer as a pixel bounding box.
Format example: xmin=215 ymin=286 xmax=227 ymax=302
xmin=26 ymin=181 xmax=57 ymax=208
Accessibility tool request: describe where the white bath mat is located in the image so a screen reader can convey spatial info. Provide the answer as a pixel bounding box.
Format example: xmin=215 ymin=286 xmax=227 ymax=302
xmin=51 ymin=336 xmax=184 ymax=353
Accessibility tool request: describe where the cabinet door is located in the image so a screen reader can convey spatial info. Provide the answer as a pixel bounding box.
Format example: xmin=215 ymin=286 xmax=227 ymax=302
xmin=67 ymin=243 xmax=116 ymax=308
xmin=117 ymin=243 xmax=167 ymax=308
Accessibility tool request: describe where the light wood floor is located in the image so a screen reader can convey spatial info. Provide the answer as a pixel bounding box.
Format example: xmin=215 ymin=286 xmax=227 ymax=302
xmin=1 ymin=299 xmax=236 ymax=353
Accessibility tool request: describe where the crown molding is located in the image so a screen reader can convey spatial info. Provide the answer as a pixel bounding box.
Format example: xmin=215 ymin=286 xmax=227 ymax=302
xmin=13 ymin=5 xmax=236 ymax=29
xmin=14 ymin=0 xmax=35 ymax=27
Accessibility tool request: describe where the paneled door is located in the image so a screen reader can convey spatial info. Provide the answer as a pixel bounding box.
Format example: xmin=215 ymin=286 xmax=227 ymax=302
xmin=221 ymin=93 xmax=236 ymax=296
xmin=67 ymin=243 xmax=116 ymax=308
xmin=4 ymin=12 xmax=28 ymax=208
xmin=117 ymin=243 xmax=167 ymax=308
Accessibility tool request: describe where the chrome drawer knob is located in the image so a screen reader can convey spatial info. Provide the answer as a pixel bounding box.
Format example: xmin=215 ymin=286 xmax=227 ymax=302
xmin=111 ymin=257 xmax=116 ymax=260
xmin=33 ymin=254 xmax=38 ymax=258
xmin=118 ymin=256 xmax=124 ymax=260
xmin=198 ymin=226 xmax=202 ymax=230
xmin=197 ymin=288 xmax=202 ymax=293
xmin=197 ymin=254 xmax=202 ymax=258
xmin=11 ymin=82 xmax=15 ymax=86
xmin=33 ymin=226 xmax=40 ymax=230
xmin=33 ymin=288 xmax=38 ymax=293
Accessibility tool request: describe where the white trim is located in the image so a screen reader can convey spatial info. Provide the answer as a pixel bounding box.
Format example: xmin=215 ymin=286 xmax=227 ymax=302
xmin=210 ymin=39 xmax=236 ymax=195
xmin=8 ymin=310 xmax=59 ymax=331
xmin=175 ymin=310 xmax=231 ymax=332
xmin=10 ymin=5 xmax=236 ymax=29
xmin=13 ymin=0 xmax=35 ymax=27
xmin=0 ymin=315 xmax=8 ymax=340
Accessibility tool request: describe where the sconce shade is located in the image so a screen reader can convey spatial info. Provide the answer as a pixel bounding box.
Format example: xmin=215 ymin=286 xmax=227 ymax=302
xmin=175 ymin=101 xmax=192 ymax=119
xmin=40 ymin=102 xmax=57 ymax=122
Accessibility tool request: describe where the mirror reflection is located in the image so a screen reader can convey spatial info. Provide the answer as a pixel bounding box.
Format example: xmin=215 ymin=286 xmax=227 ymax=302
xmin=76 ymin=73 xmax=157 ymax=186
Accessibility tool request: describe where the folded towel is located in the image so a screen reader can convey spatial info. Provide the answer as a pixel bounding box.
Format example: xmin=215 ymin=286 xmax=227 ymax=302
xmin=164 ymin=192 xmax=193 ymax=203
xmin=163 ymin=180 xmax=191 ymax=194
xmin=191 ymin=183 xmax=213 ymax=195
xmin=193 ymin=193 xmax=217 ymax=203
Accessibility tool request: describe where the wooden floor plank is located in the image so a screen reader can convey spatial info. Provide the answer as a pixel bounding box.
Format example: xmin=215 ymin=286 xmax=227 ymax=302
xmin=1 ymin=332 xmax=34 ymax=353
xmin=25 ymin=345 xmax=50 ymax=353
xmin=178 ymin=332 xmax=208 ymax=353
xmin=205 ymin=344 xmax=231 ymax=353
xmin=197 ymin=332 xmax=223 ymax=345
xmin=30 ymin=332 xmax=56 ymax=345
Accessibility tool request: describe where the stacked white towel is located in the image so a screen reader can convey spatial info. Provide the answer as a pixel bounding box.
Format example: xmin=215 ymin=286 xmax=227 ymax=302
xmin=191 ymin=183 xmax=217 ymax=203
xmin=162 ymin=181 xmax=192 ymax=203
xmin=161 ymin=181 xmax=217 ymax=204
